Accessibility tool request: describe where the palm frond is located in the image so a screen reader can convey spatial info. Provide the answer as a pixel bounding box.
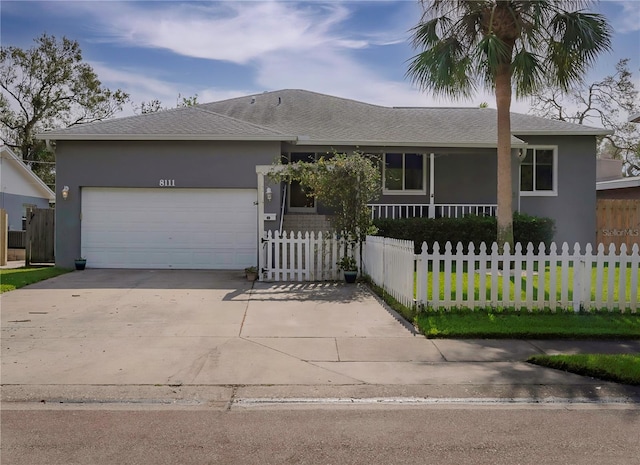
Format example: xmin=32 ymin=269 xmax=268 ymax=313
xmin=512 ymin=49 xmax=544 ymax=97
xmin=547 ymin=10 xmax=612 ymax=89
xmin=407 ymin=38 xmax=475 ymax=99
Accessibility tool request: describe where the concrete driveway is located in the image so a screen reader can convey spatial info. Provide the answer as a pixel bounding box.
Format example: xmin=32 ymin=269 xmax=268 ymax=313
xmin=2 ymin=269 xmax=638 ymax=403
xmin=1 ymin=269 xmax=421 ymax=387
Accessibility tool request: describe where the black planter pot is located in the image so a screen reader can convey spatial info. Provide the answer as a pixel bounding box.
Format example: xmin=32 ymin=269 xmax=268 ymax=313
xmin=75 ymin=259 xmax=87 ymax=271
xmin=343 ymin=270 xmax=357 ymax=283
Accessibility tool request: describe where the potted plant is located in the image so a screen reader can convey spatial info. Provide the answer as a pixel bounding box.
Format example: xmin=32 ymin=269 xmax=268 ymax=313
xmin=74 ymin=257 xmax=87 ymax=270
xmin=244 ymin=266 xmax=258 ymax=282
xmin=337 ymin=256 xmax=358 ymax=283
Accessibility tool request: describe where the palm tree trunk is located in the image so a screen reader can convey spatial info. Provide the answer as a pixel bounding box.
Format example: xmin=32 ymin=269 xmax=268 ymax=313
xmin=495 ymin=63 xmax=514 ymax=250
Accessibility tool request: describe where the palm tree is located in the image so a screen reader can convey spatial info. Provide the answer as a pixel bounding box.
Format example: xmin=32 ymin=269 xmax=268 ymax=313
xmin=407 ymin=0 xmax=611 ymax=248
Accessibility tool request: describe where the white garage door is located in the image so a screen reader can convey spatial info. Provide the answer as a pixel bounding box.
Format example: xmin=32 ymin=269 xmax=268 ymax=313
xmin=81 ymin=188 xmax=257 ymax=269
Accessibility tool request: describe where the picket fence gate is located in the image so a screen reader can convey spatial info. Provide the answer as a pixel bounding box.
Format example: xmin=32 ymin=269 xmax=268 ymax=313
xmin=262 ymin=230 xmax=360 ymax=282
xmin=365 ymin=236 xmax=639 ymax=312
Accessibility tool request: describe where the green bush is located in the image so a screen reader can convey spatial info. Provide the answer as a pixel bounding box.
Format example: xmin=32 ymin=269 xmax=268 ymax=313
xmin=373 ymin=213 xmax=555 ymax=253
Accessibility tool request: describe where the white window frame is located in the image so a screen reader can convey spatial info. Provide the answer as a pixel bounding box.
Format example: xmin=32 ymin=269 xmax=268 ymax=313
xmin=382 ymin=152 xmax=427 ymax=195
xmin=519 ymin=145 xmax=558 ymax=197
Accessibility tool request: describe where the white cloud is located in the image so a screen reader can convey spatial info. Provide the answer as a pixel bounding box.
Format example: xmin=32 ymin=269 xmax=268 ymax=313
xmin=64 ymin=1 xmax=539 ymax=117
xmin=68 ymin=1 xmax=364 ymax=64
xmin=88 ymin=63 xmax=193 ymax=116
xmin=612 ymin=1 xmax=640 ymax=33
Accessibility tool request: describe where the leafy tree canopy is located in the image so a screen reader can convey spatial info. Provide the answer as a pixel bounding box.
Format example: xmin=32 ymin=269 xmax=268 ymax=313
xmin=529 ymin=58 xmax=640 ymax=176
xmin=0 ymin=33 xmax=130 ymax=187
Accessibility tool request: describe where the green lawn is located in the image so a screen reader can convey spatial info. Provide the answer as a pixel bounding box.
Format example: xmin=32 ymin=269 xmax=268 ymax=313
xmin=0 ymin=267 xmax=71 ymax=293
xmin=419 ymin=263 xmax=639 ymax=310
xmin=528 ymin=354 xmax=640 ymax=385
xmin=416 ymin=309 xmax=640 ymax=339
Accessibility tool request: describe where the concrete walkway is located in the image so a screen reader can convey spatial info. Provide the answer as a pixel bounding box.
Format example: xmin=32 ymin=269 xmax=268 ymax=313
xmin=1 ymin=269 xmax=639 ymax=405
xmin=0 ymin=260 xmax=26 ymax=269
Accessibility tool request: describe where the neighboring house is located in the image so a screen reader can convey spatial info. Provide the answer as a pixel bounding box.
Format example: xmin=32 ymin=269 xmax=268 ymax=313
xmin=37 ymin=89 xmax=610 ymax=270
xmin=597 ymin=176 xmax=640 ymax=200
xmin=596 ymin=112 xmax=640 ymax=200
xmin=0 ymin=145 xmax=55 ymax=231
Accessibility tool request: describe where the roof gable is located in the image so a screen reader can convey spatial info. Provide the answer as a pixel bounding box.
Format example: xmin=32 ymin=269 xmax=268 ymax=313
xmin=0 ymin=146 xmax=55 ymax=200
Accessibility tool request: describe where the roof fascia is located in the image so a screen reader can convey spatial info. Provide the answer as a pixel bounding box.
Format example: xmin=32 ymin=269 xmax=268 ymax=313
xmin=293 ymin=140 xmax=529 ymax=149
xmin=513 ymin=129 xmax=613 ymax=136
xmin=596 ymin=177 xmax=640 ymax=190
xmin=0 ymin=146 xmax=55 ymax=199
xmin=35 ymin=134 xmax=298 ymax=142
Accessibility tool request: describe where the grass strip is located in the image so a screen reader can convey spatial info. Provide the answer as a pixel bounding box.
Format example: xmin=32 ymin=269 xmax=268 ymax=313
xmin=0 ymin=267 xmax=71 ymax=293
xmin=416 ymin=310 xmax=640 ymax=339
xmin=528 ymin=354 xmax=640 ymax=385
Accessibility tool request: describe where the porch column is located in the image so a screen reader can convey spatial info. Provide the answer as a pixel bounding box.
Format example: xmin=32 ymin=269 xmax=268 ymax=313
xmin=256 ymin=166 xmax=268 ymax=280
xmin=256 ymin=165 xmax=284 ymax=280
xmin=428 ymin=152 xmax=435 ymax=218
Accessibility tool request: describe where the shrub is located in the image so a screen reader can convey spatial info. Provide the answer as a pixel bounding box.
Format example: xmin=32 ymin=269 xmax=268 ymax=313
xmin=373 ymin=213 xmax=555 ymax=253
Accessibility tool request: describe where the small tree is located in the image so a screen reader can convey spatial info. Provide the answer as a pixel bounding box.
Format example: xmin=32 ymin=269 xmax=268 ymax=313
xmin=270 ymin=151 xmax=381 ymax=267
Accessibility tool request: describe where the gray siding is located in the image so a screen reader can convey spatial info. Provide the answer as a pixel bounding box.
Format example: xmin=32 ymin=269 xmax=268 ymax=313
xmin=432 ymin=151 xmax=497 ymax=204
xmin=55 ymin=140 xmax=281 ymax=268
xmin=280 ymin=140 xmax=596 ymax=246
xmin=0 ymin=192 xmax=50 ymax=230
xmin=518 ymin=135 xmax=596 ymax=246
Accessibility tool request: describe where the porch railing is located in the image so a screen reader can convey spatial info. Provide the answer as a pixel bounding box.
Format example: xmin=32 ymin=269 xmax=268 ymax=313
xmin=369 ymin=203 xmax=497 ymax=220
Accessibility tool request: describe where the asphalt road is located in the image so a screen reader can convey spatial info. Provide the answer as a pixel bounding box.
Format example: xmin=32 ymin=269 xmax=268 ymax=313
xmin=2 ymin=404 xmax=639 ymax=465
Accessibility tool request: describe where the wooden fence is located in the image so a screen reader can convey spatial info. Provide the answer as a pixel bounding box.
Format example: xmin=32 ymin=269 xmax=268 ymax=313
xmin=25 ymin=207 xmax=55 ymax=264
xmin=596 ymin=199 xmax=640 ymax=251
xmin=364 ymin=236 xmax=639 ymax=312
xmin=262 ymin=230 xmax=360 ymax=282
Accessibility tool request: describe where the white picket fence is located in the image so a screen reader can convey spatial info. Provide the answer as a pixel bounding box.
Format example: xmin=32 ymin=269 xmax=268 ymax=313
xmin=261 ymin=231 xmax=639 ymax=311
xmin=364 ymin=236 xmax=639 ymax=312
xmin=262 ymin=230 xmax=360 ymax=282
xmin=362 ymin=236 xmax=415 ymax=308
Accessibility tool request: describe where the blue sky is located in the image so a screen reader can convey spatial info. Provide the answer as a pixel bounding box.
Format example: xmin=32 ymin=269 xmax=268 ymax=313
xmin=1 ymin=0 xmax=639 ymax=120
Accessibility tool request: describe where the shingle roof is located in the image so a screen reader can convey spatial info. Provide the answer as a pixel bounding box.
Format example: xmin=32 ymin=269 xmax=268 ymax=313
xmin=0 ymin=145 xmax=55 ymax=199
xmin=37 ymin=89 xmax=611 ymax=145
xmin=38 ymin=106 xmax=293 ymax=141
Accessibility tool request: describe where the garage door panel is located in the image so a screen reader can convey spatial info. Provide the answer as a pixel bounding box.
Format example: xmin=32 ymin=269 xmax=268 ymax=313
xmin=81 ymin=188 xmax=258 ymax=269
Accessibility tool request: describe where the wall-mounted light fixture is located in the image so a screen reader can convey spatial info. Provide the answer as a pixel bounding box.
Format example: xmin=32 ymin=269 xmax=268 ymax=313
xmin=265 ymin=187 xmax=273 ymax=202
xmin=62 ymin=186 xmax=70 ymax=200
xmin=517 ymin=149 xmax=527 ymax=162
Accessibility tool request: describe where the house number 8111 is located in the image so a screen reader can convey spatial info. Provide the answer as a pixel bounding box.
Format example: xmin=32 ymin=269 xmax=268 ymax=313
xmin=159 ymin=179 xmax=175 ymax=187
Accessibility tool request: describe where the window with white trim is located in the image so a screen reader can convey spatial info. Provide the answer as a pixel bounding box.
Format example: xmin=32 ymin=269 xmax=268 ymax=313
xmin=520 ymin=146 xmax=557 ymax=196
xmin=383 ymin=153 xmax=426 ymax=194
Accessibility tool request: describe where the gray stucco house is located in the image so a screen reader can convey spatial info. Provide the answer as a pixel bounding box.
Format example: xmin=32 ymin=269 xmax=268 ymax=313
xmin=0 ymin=145 xmax=55 ymax=231
xmin=38 ymin=89 xmax=609 ymax=270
